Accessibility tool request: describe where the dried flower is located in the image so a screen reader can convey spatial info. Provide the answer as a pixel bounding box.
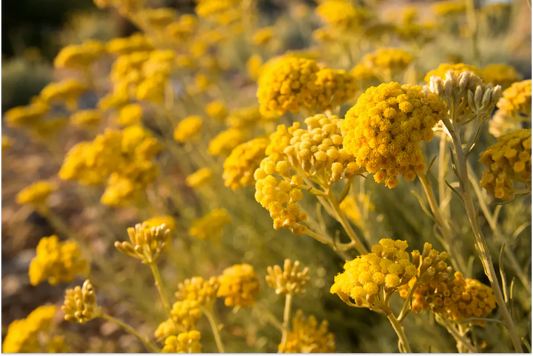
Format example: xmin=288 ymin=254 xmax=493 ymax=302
xmin=62 ymin=280 xmax=101 ymax=324
xmin=266 ymin=259 xmax=310 ymax=295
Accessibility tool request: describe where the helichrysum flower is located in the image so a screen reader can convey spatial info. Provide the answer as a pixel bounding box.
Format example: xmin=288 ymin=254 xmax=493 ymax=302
xmin=167 ymin=14 xmax=198 ymax=42
xmin=339 ymin=195 xmax=375 ymax=226
xmin=360 ymin=48 xmax=414 ymax=75
xmin=162 ymin=331 xmax=202 ymax=353
xmin=2 ymin=305 xmax=58 ymax=353
xmin=208 ymin=128 xmax=245 ymax=156
xmin=169 ymin=300 xmax=203 ymax=332
xmin=479 ymin=129 xmax=531 ymax=201
xmin=107 ymin=33 xmax=154 ymax=56
xmin=176 ymin=276 xmax=219 ymax=306
xmin=174 ymin=116 xmax=203 ymax=143
xmin=188 ymin=209 xmax=231 ymax=241
xmin=16 ymin=180 xmax=56 ymax=210
xmin=278 ymin=310 xmax=335 ymax=353
xmin=257 ymin=56 xmax=321 ymax=116
xmin=71 ymin=109 xmax=102 ymax=127
xmin=205 ymin=100 xmax=228 ymax=121
xmin=252 ymin=27 xmax=275 ymax=46
xmin=54 ymin=40 xmax=106 ymax=69
xmin=143 ymin=216 xmax=177 ymax=234
xmin=39 ymin=79 xmax=87 ymax=110
xmin=496 ymin=79 xmax=531 ymax=119
xmin=139 ymin=7 xmax=177 ymax=28
xmin=118 ymin=103 xmax=143 ymax=126
xmin=5 ymin=102 xmax=49 ymax=128
xmin=432 ymin=1 xmax=467 ymax=16
xmin=115 ymin=222 xmax=171 ymax=263
xmin=424 ymin=63 xmax=482 ymax=83
xmin=331 ymin=239 xmax=417 ymax=308
xmin=217 ymin=263 xmax=260 ymax=307
xmin=266 ymin=259 xmax=310 ymax=295
xmin=62 ymin=280 xmax=101 ymax=324
xmin=29 ymin=235 xmax=89 ymax=286
xmin=247 ymin=54 xmax=263 ymax=80
xmin=315 ymin=1 xmax=370 ymax=31
xmin=315 ymin=68 xmax=358 ymax=110
xmin=223 ymin=138 xmax=269 ymax=190
xmin=342 ymin=82 xmax=445 ymax=188
xmin=186 ymin=168 xmax=212 ymax=188
xmin=226 ymin=106 xmax=273 ymax=129
xmin=482 ymin=64 xmax=522 ymax=89
xmin=489 ymin=109 xmax=524 ymax=138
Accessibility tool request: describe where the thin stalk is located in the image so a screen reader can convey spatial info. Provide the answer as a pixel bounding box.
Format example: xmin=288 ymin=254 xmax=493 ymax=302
xmin=439 ymin=317 xmax=477 ymax=353
xmin=201 ymin=306 xmax=226 ymax=353
xmin=101 ymin=313 xmax=160 ymax=353
xmin=450 ymin=130 xmax=523 ymax=353
xmin=397 ymin=280 xmax=420 ymax=322
xmin=148 ymin=262 xmax=174 ymax=324
xmin=280 ymin=294 xmax=293 ymax=348
xmin=386 ymin=312 xmax=412 ymax=353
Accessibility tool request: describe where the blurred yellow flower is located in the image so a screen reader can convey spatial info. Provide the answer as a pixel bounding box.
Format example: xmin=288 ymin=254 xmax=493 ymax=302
xmin=174 ymin=116 xmax=203 ymax=143
xmin=189 ymin=209 xmax=231 ymax=241
xmin=223 ymin=137 xmax=268 ymax=190
xmin=217 ymin=263 xmax=260 ymax=307
xmin=71 ymin=109 xmax=102 ymax=127
xmin=278 ymin=310 xmax=335 ymax=353
xmin=162 ymin=331 xmax=202 ymax=353
xmin=208 ymin=128 xmax=245 ymax=156
xmin=205 ymin=100 xmax=228 ymax=121
xmin=16 ymin=180 xmax=56 ymax=209
xmin=186 ymin=168 xmax=212 ymax=188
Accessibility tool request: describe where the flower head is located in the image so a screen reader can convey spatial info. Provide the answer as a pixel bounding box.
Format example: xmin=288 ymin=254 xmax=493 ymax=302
xmin=253 ymin=27 xmax=275 ymax=46
xmin=174 ymin=116 xmax=203 ymax=143
xmin=205 ymin=100 xmax=228 ymax=121
xmin=62 ymin=280 xmax=100 ymax=324
xmin=115 ymin=222 xmax=171 ymax=263
xmin=186 ymin=168 xmax=212 ymax=188
xmin=361 ymin=48 xmax=413 ymax=73
xmin=162 ymin=331 xmax=202 ymax=353
xmin=176 ymin=276 xmax=219 ymax=306
xmin=170 ymin=300 xmax=203 ymax=331
xmin=217 ymin=263 xmax=260 ymax=307
xmin=71 ymin=109 xmax=102 ymax=127
xmin=266 ymin=259 xmax=310 ymax=295
xmin=188 ymin=209 xmax=231 ymax=241
xmin=16 ymin=181 xmax=56 ymax=210
xmin=479 ymin=129 xmax=531 ymax=201
xmin=54 ymin=40 xmax=105 ymax=69
xmin=208 ymin=128 xmax=245 ymax=156
xmin=342 ymin=82 xmax=445 ymax=188
xmin=424 ymin=63 xmax=482 ymax=83
xmin=118 ymin=103 xmax=143 ymax=126
xmin=5 ymin=102 xmax=49 ymax=128
xmin=315 ymin=68 xmax=358 ymax=110
xmin=278 ymin=310 xmax=335 ymax=353
xmin=223 ymin=137 xmax=268 ymax=190
xmin=496 ymin=79 xmax=531 ymax=119
xmin=482 ymin=64 xmax=522 ymax=89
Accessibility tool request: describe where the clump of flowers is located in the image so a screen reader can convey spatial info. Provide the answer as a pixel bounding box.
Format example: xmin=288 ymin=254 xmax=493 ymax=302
xmin=54 ymin=39 xmax=106 ymax=70
xmin=424 ymin=63 xmax=483 ymax=83
xmin=482 ymin=64 xmax=522 ymax=89
xmin=5 ymin=102 xmax=49 ymax=128
xmin=205 ymin=100 xmax=228 ymax=121
xmin=257 ymin=56 xmax=321 ymax=115
xmin=208 ymin=128 xmax=245 ymax=156
xmin=278 ymin=310 xmax=336 ymax=353
xmin=253 ymin=27 xmax=275 ymax=46
xmin=479 ymin=129 xmax=531 ymax=201
xmin=266 ymin=259 xmax=310 ymax=295
xmin=186 ymin=168 xmax=212 ymax=188
xmin=39 ymin=79 xmax=88 ymax=110
xmin=315 ymin=1 xmax=371 ymax=31
xmin=188 ymin=209 xmax=231 ymax=241
xmin=217 ymin=263 xmax=260 ymax=307
xmin=315 ymin=68 xmax=358 ymax=110
xmin=71 ymin=109 xmax=102 ymax=127
xmin=174 ymin=116 xmax=203 ymax=143
xmin=359 ymin=48 xmax=414 ymax=78
xmin=162 ymin=331 xmax=202 ymax=353
xmin=169 ymin=300 xmax=203 ymax=331
xmin=143 ymin=216 xmax=177 ymax=234
xmin=16 ymin=180 xmax=56 ymax=212
xmin=223 ymin=137 xmax=269 ymax=190
xmin=2 ymin=305 xmax=59 ymax=353
xmin=118 ymin=103 xmax=143 ymax=126
xmin=432 ymin=1 xmax=466 ymax=16
xmin=176 ymin=277 xmax=219 ymax=307
xmin=342 ymin=82 xmax=445 ymax=188
xmin=496 ymin=79 xmax=531 ymax=120
xmin=62 ymin=280 xmax=101 ymax=324
xmin=331 ymin=239 xmax=417 ymax=308
xmin=29 ymin=235 xmax=88 ymax=286
xmin=115 ymin=222 xmax=171 ymax=263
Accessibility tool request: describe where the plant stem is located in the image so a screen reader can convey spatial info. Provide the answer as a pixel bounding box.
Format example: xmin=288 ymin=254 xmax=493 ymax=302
xmin=280 ymin=294 xmax=293 ymax=347
xmin=450 ymin=131 xmax=523 ymax=353
xmin=101 ymin=313 xmax=160 ymax=353
xmin=397 ymin=280 xmax=420 ymax=322
xmin=439 ymin=317 xmax=477 ymax=353
xmin=386 ymin=312 xmax=412 ymax=353
xmin=148 ymin=262 xmax=174 ymax=324
xmin=201 ymin=306 xmax=226 ymax=353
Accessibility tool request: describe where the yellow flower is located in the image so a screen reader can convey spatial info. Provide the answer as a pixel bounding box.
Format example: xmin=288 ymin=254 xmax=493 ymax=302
xmin=208 ymin=128 xmax=245 ymax=156
xmin=482 ymin=64 xmax=522 ymax=89
xmin=118 ymin=103 xmax=143 ymax=126
xmin=54 ymin=40 xmax=106 ymax=69
xmin=223 ymin=137 xmax=269 ymax=190
xmin=174 ymin=116 xmax=203 ymax=143
xmin=62 ymin=280 xmax=100 ymax=324
xmin=247 ymin=54 xmax=263 ymax=80
xmin=496 ymin=79 xmax=531 ymax=119
xmin=143 ymin=216 xmax=177 ymax=233
xmin=217 ymin=263 xmax=260 ymax=307
xmin=266 ymin=259 xmax=310 ymax=295
xmin=2 ymin=135 xmax=13 ymax=151
xmin=257 ymin=56 xmax=321 ymax=116
xmin=316 ymin=1 xmax=371 ymax=31
xmin=5 ymin=102 xmax=49 ymax=128
xmin=107 ymin=33 xmax=154 ymax=56
xmin=162 ymin=331 xmax=202 ymax=353
xmin=424 ymin=63 xmax=482 ymax=83
xmin=279 ymin=310 xmax=335 ymax=353
xmin=489 ymin=109 xmax=524 ymax=138
xmin=186 ymin=168 xmax=212 ymax=188
xmin=39 ymin=79 xmax=87 ymax=110
xmin=315 ymin=68 xmax=358 ymax=110
xmin=330 ymin=239 xmax=417 ymax=308
xmin=226 ymin=106 xmax=272 ymax=129
xmin=432 ymin=1 xmax=467 ymax=16
xmin=16 ymin=180 xmax=56 ymax=209
xmin=176 ymin=276 xmax=219 ymax=306
xmin=189 ymin=209 xmax=231 ymax=241
xmin=479 ymin=129 xmax=531 ymax=201
xmin=167 ymin=14 xmax=198 ymax=42
xmin=252 ymin=27 xmax=275 ymax=46
xmin=71 ymin=109 xmax=102 ymax=127
xmin=140 ymin=7 xmax=177 ymax=28
xmin=136 ymin=77 xmax=166 ymax=103
xmin=205 ymin=100 xmax=228 ymax=121
xmin=115 ymin=222 xmax=171 ymax=262
xmin=2 ymin=305 xmax=58 ymax=353
xmin=339 ymin=195 xmax=374 ymax=226
xmin=360 ymin=47 xmax=413 ymax=74
xmin=342 ymin=82 xmax=445 ymax=188
xmin=170 ymin=300 xmax=203 ymax=331
xmin=29 ymin=235 xmax=89 ymax=286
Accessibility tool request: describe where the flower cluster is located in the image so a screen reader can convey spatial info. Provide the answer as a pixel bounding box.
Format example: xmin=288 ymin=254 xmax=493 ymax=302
xmin=339 ymin=195 xmax=375 ymax=227
xmin=479 ymin=129 xmax=531 ymax=201
xmin=330 ymin=239 xmax=417 ymax=308
xmin=278 ymin=310 xmax=336 ymax=353
xmin=432 ymin=2 xmax=466 ymax=16
xmin=217 ymin=263 xmax=260 ymax=307
xmin=266 ymin=259 xmax=310 ymax=295
xmin=482 ymin=64 xmax=522 ymax=89
xmin=106 ymin=33 xmax=154 ymax=56
xmin=40 ymin=79 xmax=88 ymax=110
xmin=29 ymin=235 xmax=88 ymax=286
xmin=62 ymin=280 xmax=101 ymax=324
xmin=118 ymin=103 xmax=143 ymax=126
xmin=162 ymin=331 xmax=202 ymax=353
xmin=170 ymin=300 xmax=203 ymax=331
xmin=142 ymin=216 xmax=177 ymax=233
xmin=496 ymin=79 xmax=531 ymax=120
xmin=174 ymin=116 xmax=203 ymax=143
xmin=342 ymin=82 xmax=445 ymax=188
xmin=186 ymin=168 xmax=212 ymax=188
xmin=2 ymin=305 xmax=58 ymax=353
xmin=205 ymin=100 xmax=228 ymax=121
xmin=59 ymin=126 xmax=161 ymax=206
xmin=71 ymin=109 xmax=102 ymax=127
xmin=208 ymin=128 xmax=245 ymax=156
xmin=176 ymin=276 xmax=220 ymax=306
xmin=359 ymin=48 xmax=414 ymax=77
xmin=223 ymin=138 xmax=269 ymax=190
xmin=188 ymin=209 xmax=231 ymax=241
xmin=16 ymin=180 xmax=56 ymax=211
xmin=424 ymin=63 xmax=483 ymax=83
xmin=54 ymin=39 xmax=106 ymax=70
xmin=316 ymin=1 xmax=371 ymax=31
xmin=315 ymin=68 xmax=358 ymax=110
xmin=115 ymin=222 xmax=171 ymax=263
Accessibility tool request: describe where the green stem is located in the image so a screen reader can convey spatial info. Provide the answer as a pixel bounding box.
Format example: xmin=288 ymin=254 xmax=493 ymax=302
xmin=439 ymin=317 xmax=477 ymax=353
xmin=397 ymin=280 xmax=420 ymax=322
xmin=386 ymin=312 xmax=412 ymax=353
xmin=280 ymin=294 xmax=293 ymax=347
xmin=101 ymin=313 xmax=160 ymax=353
xmin=148 ymin=262 xmax=174 ymax=324
xmin=201 ymin=306 xmax=226 ymax=353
